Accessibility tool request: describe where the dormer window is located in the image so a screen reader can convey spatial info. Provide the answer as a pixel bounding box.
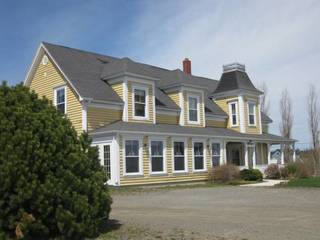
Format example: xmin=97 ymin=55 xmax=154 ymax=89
xmin=248 ymin=102 xmax=256 ymax=126
xmin=54 ymin=86 xmax=66 ymax=114
xmin=229 ymin=102 xmax=238 ymax=127
xmin=133 ymin=86 xmax=148 ymax=119
xmin=188 ymin=94 xmax=200 ymax=124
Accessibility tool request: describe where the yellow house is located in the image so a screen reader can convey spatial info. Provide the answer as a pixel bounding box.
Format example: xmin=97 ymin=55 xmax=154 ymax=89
xmin=24 ymin=42 xmax=295 ymax=186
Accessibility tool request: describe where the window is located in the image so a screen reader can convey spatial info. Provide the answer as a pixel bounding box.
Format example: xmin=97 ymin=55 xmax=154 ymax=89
xmin=188 ymin=96 xmax=198 ymax=122
xmin=134 ymin=88 xmax=146 ymax=117
xmin=193 ymin=142 xmax=205 ymax=170
xmin=173 ymin=141 xmax=185 ymax=172
xmin=125 ymin=140 xmax=140 ymax=174
xmin=212 ymin=143 xmax=221 ymax=167
xmin=54 ymin=86 xmax=66 ymax=114
xmin=229 ymin=102 xmax=238 ymax=126
xmin=150 ymin=140 xmax=165 ymax=173
xmin=248 ymin=102 xmax=256 ymax=126
xmin=103 ymin=145 xmax=111 ymax=179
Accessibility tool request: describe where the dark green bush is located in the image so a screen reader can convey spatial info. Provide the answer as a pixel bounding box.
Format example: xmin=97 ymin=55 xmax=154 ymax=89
xmin=239 ymin=169 xmax=263 ymax=181
xmin=264 ymin=164 xmax=281 ymax=179
xmin=0 ymin=83 xmax=112 ymax=239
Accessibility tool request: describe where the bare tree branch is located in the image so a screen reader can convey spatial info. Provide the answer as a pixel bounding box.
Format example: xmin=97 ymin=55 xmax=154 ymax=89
xmin=260 ymin=82 xmax=270 ymax=115
xmin=279 ymin=88 xmax=293 ymax=163
xmin=307 ymin=84 xmax=320 ymax=175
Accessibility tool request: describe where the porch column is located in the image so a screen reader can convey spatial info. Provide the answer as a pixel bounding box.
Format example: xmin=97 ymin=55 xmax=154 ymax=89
xmin=280 ymin=144 xmax=285 ymax=165
xmin=292 ymin=143 xmax=296 ymax=162
xmin=252 ymin=143 xmax=256 ymax=168
xmin=223 ymin=141 xmax=227 ymax=165
xmin=244 ymin=142 xmax=249 ymax=168
xmin=267 ymin=143 xmax=271 ymax=165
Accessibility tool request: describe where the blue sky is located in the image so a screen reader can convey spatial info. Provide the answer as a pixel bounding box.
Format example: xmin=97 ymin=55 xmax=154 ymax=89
xmin=1 ymin=0 xmax=320 ymax=148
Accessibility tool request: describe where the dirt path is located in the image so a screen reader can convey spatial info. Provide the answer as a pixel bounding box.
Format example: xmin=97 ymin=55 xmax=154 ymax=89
xmin=110 ymin=186 xmax=320 ymax=240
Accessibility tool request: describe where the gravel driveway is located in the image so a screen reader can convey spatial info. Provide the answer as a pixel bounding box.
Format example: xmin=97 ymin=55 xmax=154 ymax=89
xmin=111 ymin=186 xmax=320 ymax=240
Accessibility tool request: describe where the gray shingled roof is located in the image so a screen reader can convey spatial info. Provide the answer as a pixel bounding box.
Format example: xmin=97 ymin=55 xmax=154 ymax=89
xmin=90 ymin=121 xmax=295 ymax=143
xmin=212 ymin=70 xmax=263 ymax=95
xmin=261 ymin=112 xmax=273 ymax=123
xmin=41 ymin=42 xmax=270 ymax=119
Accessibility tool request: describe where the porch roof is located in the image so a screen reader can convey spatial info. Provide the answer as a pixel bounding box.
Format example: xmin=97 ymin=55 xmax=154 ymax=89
xmin=90 ymin=121 xmax=296 ymax=143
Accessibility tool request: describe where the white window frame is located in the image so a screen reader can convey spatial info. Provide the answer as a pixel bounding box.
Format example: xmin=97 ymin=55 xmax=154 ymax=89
xmin=187 ymin=93 xmax=200 ymax=124
xmin=248 ymin=101 xmax=256 ymax=126
xmin=132 ymin=85 xmax=149 ymax=120
xmin=211 ymin=140 xmax=222 ymax=167
xmin=228 ymin=101 xmax=238 ymax=127
xmin=192 ymin=139 xmax=207 ymax=172
xmin=172 ymin=138 xmax=188 ymax=173
xmin=123 ymin=137 xmax=143 ymax=176
xmin=149 ymin=138 xmax=166 ymax=174
xmin=53 ymin=85 xmax=67 ymax=114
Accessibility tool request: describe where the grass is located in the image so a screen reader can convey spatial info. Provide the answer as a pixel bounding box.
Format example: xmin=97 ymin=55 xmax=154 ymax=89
xmin=283 ymin=177 xmax=320 ymax=188
xmin=109 ymin=180 xmax=261 ymax=195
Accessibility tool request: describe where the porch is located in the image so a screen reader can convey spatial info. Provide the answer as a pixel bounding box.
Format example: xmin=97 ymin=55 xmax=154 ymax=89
xmin=225 ymin=141 xmax=297 ymax=172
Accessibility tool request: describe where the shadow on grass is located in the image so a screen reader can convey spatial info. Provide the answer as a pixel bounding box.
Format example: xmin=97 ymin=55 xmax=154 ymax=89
xmin=99 ymin=218 xmax=122 ymax=235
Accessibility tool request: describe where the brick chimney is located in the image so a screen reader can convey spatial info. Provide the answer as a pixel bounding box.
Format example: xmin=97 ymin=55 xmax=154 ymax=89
xmin=183 ymin=58 xmax=191 ymax=74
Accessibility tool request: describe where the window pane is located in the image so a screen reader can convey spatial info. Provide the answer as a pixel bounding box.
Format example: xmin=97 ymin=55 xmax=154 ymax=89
xmin=189 ymin=97 xmax=197 ymax=109
xmin=151 ymin=141 xmax=163 ymax=156
xmin=103 ymin=145 xmax=111 ymax=179
xmin=57 ymin=88 xmax=65 ymax=104
xmin=174 ymin=142 xmax=184 ymax=156
xmin=126 ymin=157 xmax=139 ymax=173
xmin=135 ymin=103 xmax=145 ymax=117
xmin=195 ymin=156 xmax=204 ymax=170
xmin=231 ymin=103 xmax=236 ymax=114
xmin=249 ymin=103 xmax=255 ymax=114
xmin=174 ymin=156 xmax=185 ymax=171
xmin=194 ymin=142 xmax=203 ymax=156
xmin=212 ymin=156 xmax=220 ymax=167
xmin=152 ymin=157 xmax=163 ymax=172
xmin=232 ymin=115 xmax=237 ymax=125
xmin=249 ymin=115 xmax=255 ymax=125
xmin=57 ymin=103 xmax=65 ymax=114
xmin=134 ymin=89 xmax=145 ymax=103
xmin=212 ymin=143 xmax=220 ymax=156
xmin=125 ymin=140 xmax=139 ymax=156
xmin=189 ymin=109 xmax=198 ymax=121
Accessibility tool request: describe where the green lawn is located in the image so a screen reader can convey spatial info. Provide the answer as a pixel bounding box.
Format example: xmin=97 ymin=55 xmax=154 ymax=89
xmin=285 ymin=177 xmax=320 ymax=188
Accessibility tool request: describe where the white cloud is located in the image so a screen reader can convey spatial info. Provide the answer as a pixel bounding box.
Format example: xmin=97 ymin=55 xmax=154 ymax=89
xmin=129 ymin=0 xmax=320 ymax=147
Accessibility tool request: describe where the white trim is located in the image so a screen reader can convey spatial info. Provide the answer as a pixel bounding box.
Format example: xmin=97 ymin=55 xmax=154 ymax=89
xmin=210 ymin=89 xmax=262 ymax=99
xmin=238 ymin=95 xmax=245 ymax=133
xmin=53 ymin=85 xmax=67 ymax=114
xmin=123 ymin=136 xmax=143 ymax=176
xmin=192 ymin=139 xmax=207 ymax=172
xmin=114 ymin=134 xmax=121 ymax=186
xmin=123 ymin=79 xmax=128 ymax=121
xmin=104 ymin=72 xmax=159 ymax=82
xmin=179 ymin=91 xmax=185 ymax=126
xmin=228 ymin=101 xmax=239 ymax=127
xmin=247 ymin=101 xmax=257 ymax=127
xmin=81 ymin=102 xmax=87 ymax=131
xmin=132 ymin=84 xmax=149 ymax=121
xmin=187 ymin=93 xmax=200 ymax=125
xmin=24 ymin=44 xmax=43 ymax=86
xmin=152 ymin=84 xmax=156 ymax=124
xmin=149 ymin=137 xmax=167 ymax=174
xmin=172 ymin=137 xmax=188 ymax=173
xmin=258 ymin=102 xmax=262 ymax=134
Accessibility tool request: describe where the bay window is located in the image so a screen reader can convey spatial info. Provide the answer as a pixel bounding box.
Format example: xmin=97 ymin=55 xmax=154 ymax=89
xmin=150 ymin=140 xmax=165 ymax=173
xmin=229 ymin=102 xmax=238 ymax=126
xmin=248 ymin=102 xmax=256 ymax=126
xmin=134 ymin=87 xmax=147 ymax=118
xmin=211 ymin=143 xmax=221 ymax=167
xmin=173 ymin=141 xmax=186 ymax=172
xmin=125 ymin=140 xmax=140 ymax=174
xmin=193 ymin=142 xmax=205 ymax=171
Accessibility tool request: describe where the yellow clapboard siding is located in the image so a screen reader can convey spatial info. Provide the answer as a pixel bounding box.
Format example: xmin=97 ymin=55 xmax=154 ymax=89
xmin=119 ymin=135 xmax=210 ymax=186
xmin=111 ymin=82 xmax=123 ymax=100
xmin=156 ymin=114 xmax=179 ymax=125
xmin=87 ymin=107 xmax=122 ymax=131
xmin=206 ymin=119 xmax=227 ymax=128
xmin=127 ymin=81 xmax=154 ymax=123
xmin=214 ymin=97 xmax=240 ymax=132
xmin=29 ymin=54 xmax=82 ymax=133
xmin=167 ymin=92 xmax=180 ymax=106
xmin=262 ymin=124 xmax=269 ymax=133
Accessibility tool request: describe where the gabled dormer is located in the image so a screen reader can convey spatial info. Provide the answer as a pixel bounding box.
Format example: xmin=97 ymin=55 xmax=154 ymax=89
xmin=210 ymin=63 xmax=263 ymax=134
xmin=101 ymin=57 xmax=158 ymax=124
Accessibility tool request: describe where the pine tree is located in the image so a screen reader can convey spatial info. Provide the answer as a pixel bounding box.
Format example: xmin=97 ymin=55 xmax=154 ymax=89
xmin=0 ymin=82 xmax=112 ymax=239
